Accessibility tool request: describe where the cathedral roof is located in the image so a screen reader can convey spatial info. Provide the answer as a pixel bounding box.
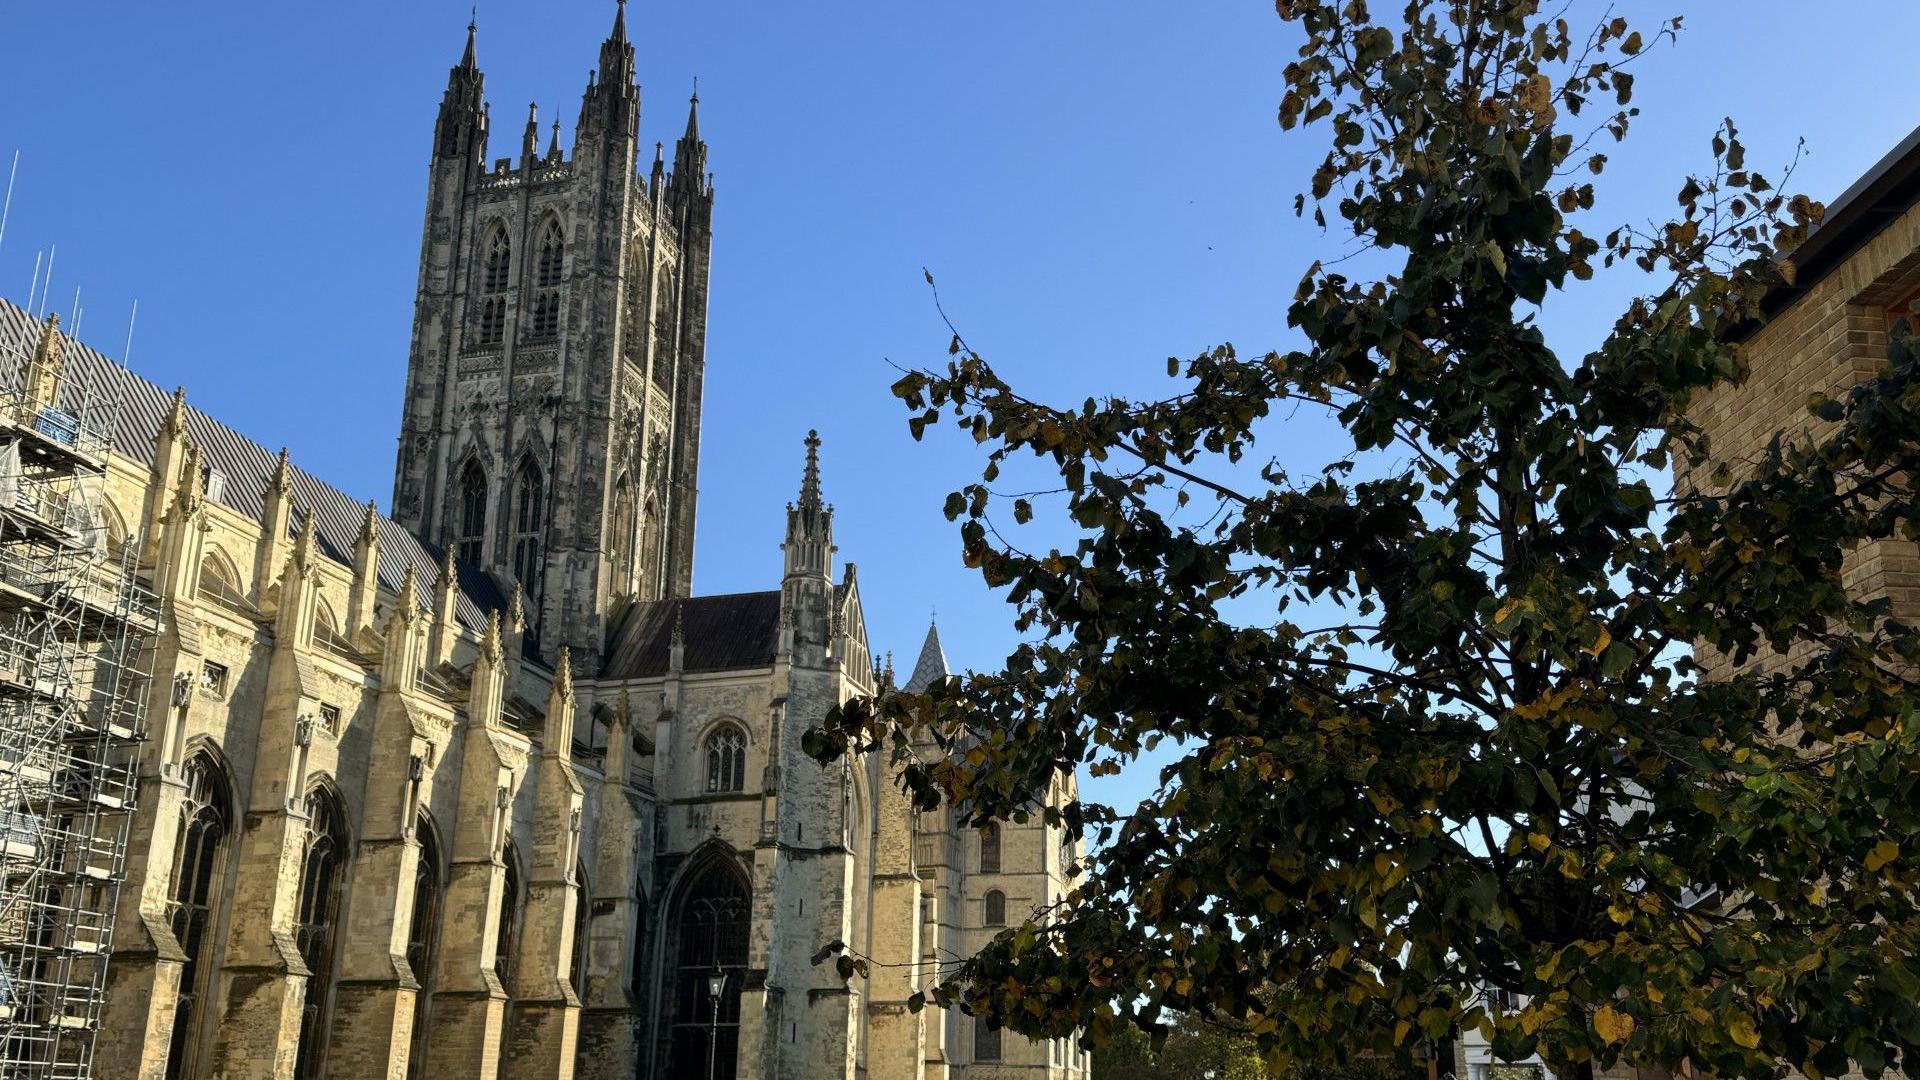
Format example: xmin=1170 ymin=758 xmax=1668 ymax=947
xmin=601 ymin=591 xmax=782 ymax=678
xmin=902 ymin=620 xmax=948 ymax=693
xmin=0 ymin=300 xmax=509 ymax=630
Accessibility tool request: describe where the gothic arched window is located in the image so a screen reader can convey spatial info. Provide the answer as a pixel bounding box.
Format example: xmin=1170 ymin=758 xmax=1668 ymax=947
xmin=511 ymin=458 xmax=544 ymax=592
xmin=639 ymin=500 xmax=662 ymax=600
xmin=608 ymin=476 xmax=635 ymax=593
xmin=983 ymin=889 xmax=1006 ymax=927
xmin=974 ymin=1017 xmax=1003 ymax=1063
xmin=473 ymin=227 xmax=511 ymax=346
xmin=979 ymin=823 xmax=1001 ymax=875
xmin=535 ymin=221 xmax=564 ymax=288
xmin=293 ymin=786 xmax=348 ymax=1080
xmin=629 ymin=886 xmax=650 ymax=1000
xmin=406 ymin=814 xmax=444 ymax=1078
xmin=477 ymin=297 xmax=507 ymax=346
xmin=457 ymin=459 xmax=487 ymax=565
xmin=483 ymin=228 xmax=511 ymax=293
xmin=704 ymin=725 xmax=746 ymax=794
xmin=529 ymin=221 xmax=564 ymax=339
xmin=667 ymin=861 xmax=750 ymax=1080
xmin=495 ymin=842 xmax=522 ymax=994
xmin=165 ymin=752 xmax=233 ymax=1080
xmin=570 ymin=860 xmax=591 ymax=1000
xmin=197 ymin=551 xmax=246 ymax=611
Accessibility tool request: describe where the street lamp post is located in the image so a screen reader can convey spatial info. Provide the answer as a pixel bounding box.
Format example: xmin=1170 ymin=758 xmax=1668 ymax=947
xmin=706 ymin=970 xmax=728 ymax=1080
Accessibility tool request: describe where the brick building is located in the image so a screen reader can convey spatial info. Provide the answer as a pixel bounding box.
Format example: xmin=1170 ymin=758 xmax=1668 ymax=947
xmin=0 ymin=4 xmax=1086 ymax=1077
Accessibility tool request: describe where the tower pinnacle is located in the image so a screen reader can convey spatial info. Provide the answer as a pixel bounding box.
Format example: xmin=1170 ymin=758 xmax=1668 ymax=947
xmin=782 ymin=429 xmax=834 ymax=581
xmin=799 ymin=429 xmax=822 ymax=512
xmin=436 ymin=12 xmax=487 ymax=160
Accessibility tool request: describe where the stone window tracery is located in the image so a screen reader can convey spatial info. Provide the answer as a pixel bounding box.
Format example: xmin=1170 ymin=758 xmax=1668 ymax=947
xmin=457 ymin=458 xmax=487 ymax=565
xmin=979 ymin=822 xmax=1000 ymax=875
xmin=196 ymin=552 xmax=247 ymax=611
xmin=704 ymin=725 xmax=746 ymax=794
xmin=667 ymin=862 xmax=749 ymax=1079
xmin=570 ymin=860 xmax=591 ymax=1000
xmin=474 ymin=227 xmax=511 ymax=346
xmin=164 ymin=753 xmax=232 ymax=1080
xmin=483 ymin=228 xmax=512 ymax=292
xmin=974 ymin=1017 xmax=1002 ymax=1063
xmin=495 ymin=841 xmax=522 ymax=993
xmin=529 ymin=220 xmax=564 ymax=340
xmin=293 ymin=786 xmax=347 ymax=1080
xmin=511 ymin=458 xmax=544 ymax=594
xmin=608 ymin=475 xmax=635 ymax=592
xmin=406 ymin=815 xmax=444 ymax=1078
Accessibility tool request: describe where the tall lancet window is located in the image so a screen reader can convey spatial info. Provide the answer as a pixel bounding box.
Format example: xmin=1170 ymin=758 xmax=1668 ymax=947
xmin=705 ymin=725 xmax=746 ymax=794
xmin=511 ymin=458 xmax=544 ymax=593
xmin=529 ymin=220 xmax=564 ymax=339
xmin=293 ymin=786 xmax=348 ymax=1080
xmin=483 ymin=227 xmax=512 ymax=292
xmin=165 ymin=753 xmax=233 ymax=1080
xmin=979 ymin=823 xmax=1001 ymax=875
xmin=608 ymin=476 xmax=635 ymax=593
xmin=406 ymin=815 xmax=445 ymax=1078
xmin=639 ymin=500 xmax=662 ymax=600
xmin=457 ymin=459 xmax=488 ymax=565
xmin=668 ymin=862 xmax=750 ymax=1080
xmin=570 ymin=860 xmax=591 ymax=1001
xmin=495 ymin=842 xmax=523 ymax=995
xmin=475 ymin=227 xmax=510 ymax=346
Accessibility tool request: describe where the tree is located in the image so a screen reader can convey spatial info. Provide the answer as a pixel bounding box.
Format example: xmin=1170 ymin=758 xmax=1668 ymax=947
xmin=808 ymin=2 xmax=1920 ymax=1079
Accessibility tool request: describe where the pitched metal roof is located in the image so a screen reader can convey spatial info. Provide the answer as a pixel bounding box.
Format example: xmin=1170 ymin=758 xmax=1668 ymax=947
xmin=0 ymin=299 xmax=507 ymax=629
xmin=601 ymin=591 xmax=781 ymax=678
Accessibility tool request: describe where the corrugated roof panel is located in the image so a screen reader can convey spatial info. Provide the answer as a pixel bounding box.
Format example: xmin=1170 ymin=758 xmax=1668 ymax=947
xmin=0 ymin=299 xmax=503 ymax=629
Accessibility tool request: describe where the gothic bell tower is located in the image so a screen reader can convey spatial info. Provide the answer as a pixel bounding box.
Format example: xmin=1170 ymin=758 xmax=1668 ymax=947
xmin=390 ymin=1 xmax=715 ymax=659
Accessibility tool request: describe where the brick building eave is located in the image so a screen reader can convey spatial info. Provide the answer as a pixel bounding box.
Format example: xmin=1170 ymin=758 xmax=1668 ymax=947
xmin=1730 ymin=120 xmax=1920 ymax=343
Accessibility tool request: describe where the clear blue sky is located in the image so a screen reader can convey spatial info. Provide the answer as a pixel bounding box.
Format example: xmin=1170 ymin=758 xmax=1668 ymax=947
xmin=0 ymin=2 xmax=1913 ymax=814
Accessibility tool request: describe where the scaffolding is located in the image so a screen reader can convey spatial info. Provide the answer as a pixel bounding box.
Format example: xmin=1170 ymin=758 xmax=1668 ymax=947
xmin=0 ymin=317 xmax=155 ymax=1080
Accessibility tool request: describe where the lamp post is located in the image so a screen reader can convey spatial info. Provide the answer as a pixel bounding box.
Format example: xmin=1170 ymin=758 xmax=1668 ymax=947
xmin=706 ymin=970 xmax=728 ymax=1080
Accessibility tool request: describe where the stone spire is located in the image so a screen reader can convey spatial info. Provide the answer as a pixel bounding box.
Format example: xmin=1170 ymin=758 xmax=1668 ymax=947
xmin=460 ymin=13 xmax=478 ymax=71
xmin=521 ymin=102 xmax=541 ymax=165
xmin=435 ymin=13 xmax=488 ymax=161
xmin=669 ymin=82 xmax=709 ymax=198
xmin=579 ymin=0 xmax=637 ymax=138
xmin=782 ymin=430 xmax=833 ymax=582
xmin=903 ymin=619 xmax=950 ymax=693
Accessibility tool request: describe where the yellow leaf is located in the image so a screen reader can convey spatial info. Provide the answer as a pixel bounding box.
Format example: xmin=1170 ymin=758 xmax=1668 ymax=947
xmin=1594 ymin=1004 xmax=1635 ymax=1044
xmin=1727 ymin=1012 xmax=1761 ymax=1049
xmin=1527 ymin=832 xmax=1551 ymax=853
xmin=1867 ymin=840 xmax=1900 ymax=872
xmin=1586 ymin=626 xmax=1612 ymax=657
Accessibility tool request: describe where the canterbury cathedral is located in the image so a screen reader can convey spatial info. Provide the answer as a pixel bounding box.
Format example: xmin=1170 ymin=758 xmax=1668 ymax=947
xmin=0 ymin=4 xmax=1085 ymax=1077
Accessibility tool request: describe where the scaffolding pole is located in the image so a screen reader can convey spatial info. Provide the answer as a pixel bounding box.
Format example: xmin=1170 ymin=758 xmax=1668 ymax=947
xmin=0 ymin=313 xmax=153 ymax=1080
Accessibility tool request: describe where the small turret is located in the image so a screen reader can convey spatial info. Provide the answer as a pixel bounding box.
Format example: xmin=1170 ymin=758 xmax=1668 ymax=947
xmin=668 ymin=85 xmax=710 ymax=201
xmin=348 ymin=500 xmax=381 ymax=640
xmin=521 ymin=102 xmax=541 ymax=166
xmin=434 ymin=16 xmax=488 ymax=163
xmin=781 ymin=429 xmax=834 ymax=582
xmin=576 ymin=0 xmax=638 ymax=142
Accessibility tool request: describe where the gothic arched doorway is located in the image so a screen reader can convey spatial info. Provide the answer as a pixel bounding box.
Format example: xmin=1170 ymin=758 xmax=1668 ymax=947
xmin=666 ymin=858 xmax=749 ymax=1080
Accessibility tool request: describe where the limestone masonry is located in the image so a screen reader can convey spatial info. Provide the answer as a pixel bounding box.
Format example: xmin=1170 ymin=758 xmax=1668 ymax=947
xmin=0 ymin=4 xmax=1087 ymax=1077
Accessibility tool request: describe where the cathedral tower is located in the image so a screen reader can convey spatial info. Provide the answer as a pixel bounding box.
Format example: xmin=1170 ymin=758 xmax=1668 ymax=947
xmin=391 ymin=1 xmax=714 ymax=659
